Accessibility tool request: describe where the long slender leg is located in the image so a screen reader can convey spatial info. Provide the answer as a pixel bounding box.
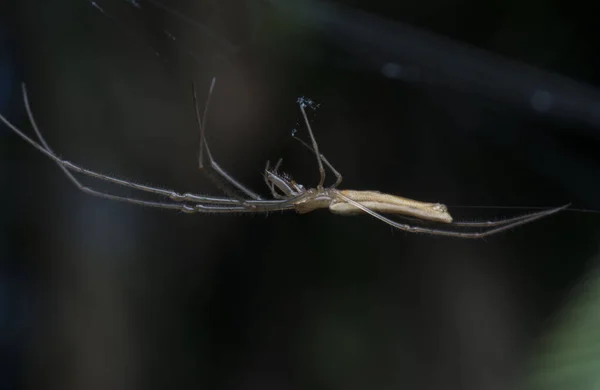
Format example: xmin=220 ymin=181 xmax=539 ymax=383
xmin=449 ymin=212 xmax=550 ymax=228
xmin=394 ymin=211 xmax=552 ymax=229
xmin=335 ymin=191 xmax=568 ymax=238
xmin=15 ymin=96 xmax=296 ymax=212
xmin=181 ymin=201 xmax=297 ymax=214
xmin=24 ymin=86 xmax=147 ymax=206
xmin=292 ymin=133 xmax=342 ymax=187
xmin=14 ymin=89 xmax=300 ymax=213
xmin=192 ymin=79 xmax=262 ymax=201
xmin=2 ymin=83 xmax=288 ymax=207
xmin=298 ymin=98 xmax=326 ymax=189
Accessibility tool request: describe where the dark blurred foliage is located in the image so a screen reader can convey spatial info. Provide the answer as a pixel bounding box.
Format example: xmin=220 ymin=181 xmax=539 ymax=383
xmin=1 ymin=0 xmax=600 ymax=389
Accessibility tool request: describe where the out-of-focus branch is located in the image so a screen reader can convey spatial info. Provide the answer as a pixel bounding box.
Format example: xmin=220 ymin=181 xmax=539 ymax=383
xmin=267 ymin=0 xmax=600 ymax=133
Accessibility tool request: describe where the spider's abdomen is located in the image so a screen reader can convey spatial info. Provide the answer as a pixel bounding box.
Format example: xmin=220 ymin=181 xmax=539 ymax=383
xmin=331 ymin=190 xmax=453 ymax=223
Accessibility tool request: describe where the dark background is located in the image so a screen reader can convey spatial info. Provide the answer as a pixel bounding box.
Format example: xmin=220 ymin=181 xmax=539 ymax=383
xmin=1 ymin=1 xmax=600 ymax=389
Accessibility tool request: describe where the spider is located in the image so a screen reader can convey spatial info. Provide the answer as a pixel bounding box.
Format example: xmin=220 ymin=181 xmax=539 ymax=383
xmin=0 ymin=79 xmax=568 ymax=238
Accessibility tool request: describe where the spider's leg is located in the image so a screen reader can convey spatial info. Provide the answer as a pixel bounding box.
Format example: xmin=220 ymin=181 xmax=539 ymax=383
xmin=449 ymin=210 xmax=559 ymax=228
xmin=1 ymin=83 xmax=263 ymax=207
xmin=292 ymin=134 xmax=342 ymax=187
xmin=192 ymin=79 xmax=262 ymax=203
xmin=298 ymin=99 xmax=326 ymax=189
xmin=334 ymin=191 xmax=568 ymax=239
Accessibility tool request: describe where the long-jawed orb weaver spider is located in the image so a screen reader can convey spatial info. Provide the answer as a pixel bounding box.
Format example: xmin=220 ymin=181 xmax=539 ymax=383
xmin=0 ymin=79 xmax=568 ymax=238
